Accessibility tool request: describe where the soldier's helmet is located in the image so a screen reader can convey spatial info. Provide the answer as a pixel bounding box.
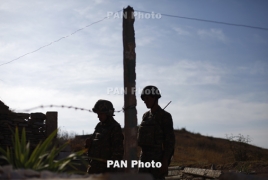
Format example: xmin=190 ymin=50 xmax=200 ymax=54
xmin=92 ymin=99 xmax=115 ymax=116
xmin=141 ymin=85 xmax=161 ymax=100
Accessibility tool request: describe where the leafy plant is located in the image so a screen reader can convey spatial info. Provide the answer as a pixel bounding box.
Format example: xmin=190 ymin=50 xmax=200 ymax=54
xmin=0 ymin=127 xmax=86 ymax=172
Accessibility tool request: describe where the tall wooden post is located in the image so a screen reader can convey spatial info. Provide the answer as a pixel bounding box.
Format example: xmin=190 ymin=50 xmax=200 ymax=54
xmin=123 ymin=6 xmax=137 ymax=173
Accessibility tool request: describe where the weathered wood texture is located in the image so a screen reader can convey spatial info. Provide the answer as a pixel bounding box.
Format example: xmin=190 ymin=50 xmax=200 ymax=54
xmin=123 ymin=5 xmax=137 ymax=173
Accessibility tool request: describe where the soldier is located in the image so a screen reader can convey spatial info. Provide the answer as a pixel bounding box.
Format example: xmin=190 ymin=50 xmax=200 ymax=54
xmin=85 ymin=99 xmax=124 ymax=174
xmin=138 ymin=85 xmax=175 ymax=180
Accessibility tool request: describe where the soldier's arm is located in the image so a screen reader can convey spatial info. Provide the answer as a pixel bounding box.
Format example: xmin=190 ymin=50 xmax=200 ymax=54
xmin=84 ymin=135 xmax=93 ymax=148
xmin=162 ymin=112 xmax=175 ymax=160
xmin=110 ymin=125 xmax=124 ymax=161
xmin=85 ymin=125 xmax=98 ymax=149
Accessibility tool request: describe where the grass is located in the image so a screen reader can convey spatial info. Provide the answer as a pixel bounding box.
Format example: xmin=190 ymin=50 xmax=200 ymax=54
xmin=56 ymin=128 xmax=88 ymax=153
xmin=170 ymin=128 xmax=268 ymax=172
xmin=54 ymin=127 xmax=268 ymax=173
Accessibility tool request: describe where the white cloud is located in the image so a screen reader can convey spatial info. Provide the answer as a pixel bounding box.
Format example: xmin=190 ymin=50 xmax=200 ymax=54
xmin=1 ymin=58 xmax=123 ymax=91
xmin=136 ymin=37 xmax=155 ymax=46
xmin=197 ymin=28 xmax=228 ymax=43
xmin=173 ymin=99 xmax=268 ymax=125
xmin=74 ymin=6 xmax=94 ymax=17
xmin=135 ymin=25 xmax=158 ymax=46
xmin=138 ymin=60 xmax=224 ymax=86
xmin=173 ymin=27 xmax=191 ymax=36
xmin=253 ymin=34 xmax=267 ymax=44
xmin=94 ymin=0 xmax=105 ymax=4
xmin=0 ymin=85 xmax=103 ymax=133
xmin=169 ymin=99 xmax=268 ymax=148
xmin=250 ymin=61 xmax=268 ymax=75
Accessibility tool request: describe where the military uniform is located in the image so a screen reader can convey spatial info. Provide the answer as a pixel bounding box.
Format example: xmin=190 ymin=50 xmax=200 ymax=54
xmin=138 ymin=86 xmax=175 ymax=180
xmin=86 ymin=100 xmax=124 ymax=174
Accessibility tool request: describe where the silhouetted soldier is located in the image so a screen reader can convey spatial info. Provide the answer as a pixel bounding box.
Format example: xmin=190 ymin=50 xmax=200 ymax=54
xmin=85 ymin=99 xmax=124 ymax=174
xmin=138 ymin=86 xmax=175 ymax=180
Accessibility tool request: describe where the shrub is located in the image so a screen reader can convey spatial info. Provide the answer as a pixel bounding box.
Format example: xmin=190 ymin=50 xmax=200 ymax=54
xmin=0 ymin=127 xmax=86 ymax=172
xmin=226 ymin=134 xmax=251 ymax=161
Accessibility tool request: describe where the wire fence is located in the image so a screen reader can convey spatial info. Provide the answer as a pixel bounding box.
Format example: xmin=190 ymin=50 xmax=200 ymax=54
xmin=1 ymin=8 xmax=268 ymax=67
xmin=17 ymin=104 xmax=130 ymax=113
xmin=16 ymin=101 xmax=171 ymax=113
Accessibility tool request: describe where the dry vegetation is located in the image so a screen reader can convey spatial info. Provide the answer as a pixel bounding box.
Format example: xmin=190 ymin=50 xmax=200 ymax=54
xmin=56 ymin=128 xmax=89 ymax=152
xmin=171 ymin=128 xmax=268 ymax=174
xmin=64 ymin=127 xmax=268 ymax=174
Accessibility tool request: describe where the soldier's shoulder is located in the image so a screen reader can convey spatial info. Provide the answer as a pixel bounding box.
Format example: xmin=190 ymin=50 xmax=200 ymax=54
xmin=111 ymin=118 xmax=122 ymax=128
xmin=159 ymin=109 xmax=174 ymax=129
xmin=110 ymin=119 xmax=123 ymax=136
xmin=95 ymin=122 xmax=102 ymax=128
xmin=160 ymin=109 xmax=172 ymax=120
xmin=142 ymin=110 xmax=150 ymax=117
xmin=162 ymin=109 xmax=172 ymax=116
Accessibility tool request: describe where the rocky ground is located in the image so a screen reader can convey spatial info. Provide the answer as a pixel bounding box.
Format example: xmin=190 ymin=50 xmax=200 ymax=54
xmin=0 ymin=165 xmax=153 ymax=180
xmin=0 ymin=165 xmax=90 ymax=179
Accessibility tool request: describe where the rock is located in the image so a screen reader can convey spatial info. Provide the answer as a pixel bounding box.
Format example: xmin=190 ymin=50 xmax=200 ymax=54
xmin=0 ymin=165 xmax=13 ymax=172
xmin=183 ymin=167 xmax=222 ymax=178
xmin=40 ymin=170 xmax=57 ymax=178
xmin=211 ymin=164 xmax=216 ymax=170
xmin=22 ymin=169 xmax=40 ymax=178
xmin=10 ymin=171 xmax=25 ymax=179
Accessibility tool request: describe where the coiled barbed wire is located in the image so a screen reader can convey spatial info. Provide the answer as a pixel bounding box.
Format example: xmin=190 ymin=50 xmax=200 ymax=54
xmin=16 ymin=101 xmax=171 ymax=113
xmin=17 ymin=104 xmax=137 ymax=113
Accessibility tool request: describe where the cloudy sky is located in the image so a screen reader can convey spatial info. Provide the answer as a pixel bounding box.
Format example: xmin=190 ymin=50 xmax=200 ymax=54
xmin=1 ymin=0 xmax=268 ymax=149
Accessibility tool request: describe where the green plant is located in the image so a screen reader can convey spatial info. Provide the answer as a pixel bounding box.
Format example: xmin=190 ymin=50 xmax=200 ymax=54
xmin=0 ymin=127 xmax=86 ymax=172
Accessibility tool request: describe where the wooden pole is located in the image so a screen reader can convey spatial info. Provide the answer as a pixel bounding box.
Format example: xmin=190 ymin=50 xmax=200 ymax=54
xmin=123 ymin=6 xmax=137 ymax=173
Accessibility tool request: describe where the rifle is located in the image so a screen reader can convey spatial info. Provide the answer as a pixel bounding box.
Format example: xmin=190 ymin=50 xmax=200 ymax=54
xmin=163 ymin=101 xmax=172 ymax=110
xmin=163 ymin=101 xmax=174 ymax=167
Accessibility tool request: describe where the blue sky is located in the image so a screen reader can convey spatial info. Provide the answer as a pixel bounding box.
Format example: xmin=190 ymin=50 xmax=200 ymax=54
xmin=1 ymin=0 xmax=268 ymax=149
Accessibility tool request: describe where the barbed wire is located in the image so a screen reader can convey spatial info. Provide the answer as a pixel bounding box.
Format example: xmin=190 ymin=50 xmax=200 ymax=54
xmin=1 ymin=9 xmax=268 ymax=67
xmin=16 ymin=104 xmax=137 ymax=113
xmin=16 ymin=101 xmax=171 ymax=113
xmin=0 ymin=9 xmax=123 ymax=67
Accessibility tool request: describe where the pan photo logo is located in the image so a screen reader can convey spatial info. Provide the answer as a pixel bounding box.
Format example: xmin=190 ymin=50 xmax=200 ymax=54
xmin=107 ymin=87 xmax=162 ymax=95
xmin=107 ymin=160 xmax=162 ymax=168
xmin=107 ymin=11 xmax=162 ymax=19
